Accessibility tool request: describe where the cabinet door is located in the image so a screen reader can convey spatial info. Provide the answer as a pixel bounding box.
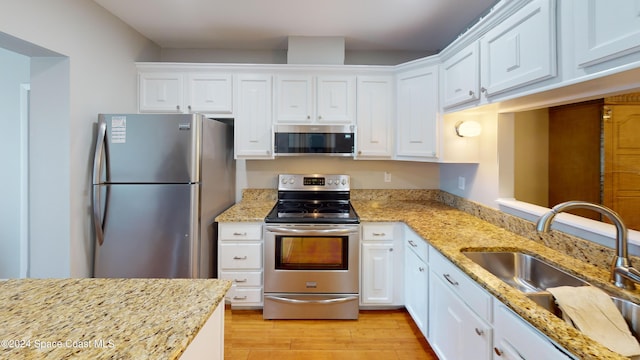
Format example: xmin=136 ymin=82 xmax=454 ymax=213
xmin=574 ymin=0 xmax=640 ymax=68
xmin=493 ymin=303 xmax=571 ymax=360
xmin=139 ymin=72 xmax=183 ymax=113
xmin=316 ymin=76 xmax=355 ymax=124
xmin=186 ymin=74 xmax=233 ymax=114
xmin=480 ymin=0 xmax=556 ymax=96
xmin=235 ymin=74 xmax=273 ymax=159
xmin=275 ymin=75 xmax=313 ymax=123
xmin=429 ymin=274 xmax=492 ymax=360
xmin=356 ymin=76 xmax=393 ymax=158
xmin=361 ymin=242 xmax=394 ymax=304
xmin=404 ymin=246 xmax=428 ymax=338
xmin=396 ymin=66 xmax=439 ymax=159
xmin=442 ymin=42 xmax=480 ymax=108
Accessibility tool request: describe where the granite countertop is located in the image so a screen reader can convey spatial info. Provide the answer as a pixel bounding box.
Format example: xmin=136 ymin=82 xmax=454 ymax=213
xmin=217 ymin=189 xmax=640 ymax=360
xmin=0 ymin=278 xmax=231 ymax=359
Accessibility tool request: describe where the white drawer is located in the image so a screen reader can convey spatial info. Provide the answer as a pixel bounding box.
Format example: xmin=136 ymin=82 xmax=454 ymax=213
xmin=362 ymin=223 xmax=395 ymax=241
xmin=219 ymin=222 xmax=263 ymax=241
xmin=227 ymin=287 xmax=262 ymax=304
xmin=220 ymin=243 xmax=262 ymax=269
xmin=430 ymin=249 xmax=492 ymax=322
xmin=220 ymin=271 xmax=262 ymax=287
xmin=405 ymin=227 xmax=429 ymax=263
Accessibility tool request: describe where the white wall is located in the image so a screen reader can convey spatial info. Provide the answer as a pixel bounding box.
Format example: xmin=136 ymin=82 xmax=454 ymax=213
xmin=0 ymin=47 xmax=30 ymax=278
xmin=0 ymin=0 xmax=160 ymax=277
xmin=238 ymin=158 xmax=439 ymax=195
xmin=440 ymin=104 xmax=502 ymax=207
xmin=160 ymin=48 xmax=432 ymax=66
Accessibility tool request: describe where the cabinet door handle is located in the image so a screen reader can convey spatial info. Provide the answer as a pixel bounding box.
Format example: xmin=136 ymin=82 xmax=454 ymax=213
xmin=234 ymin=278 xmax=248 ymax=283
xmin=176 ymin=105 xmax=181 ymax=111
xmin=233 ymin=256 xmax=248 ymax=260
xmin=494 ymin=347 xmax=503 ymax=356
xmin=418 ymin=267 xmax=425 ymax=272
xmin=408 ymin=240 xmax=418 ymax=247
xmin=475 ymin=328 xmax=484 ymax=336
xmin=468 ymin=90 xmax=474 ymax=96
xmin=481 ymin=86 xmax=487 ymax=93
xmin=443 ymin=273 xmax=459 ymax=286
xmin=188 ymin=105 xmax=192 ymax=111
xmin=233 ymin=232 xmax=247 ymax=236
xmin=389 ymin=248 xmax=394 ymax=252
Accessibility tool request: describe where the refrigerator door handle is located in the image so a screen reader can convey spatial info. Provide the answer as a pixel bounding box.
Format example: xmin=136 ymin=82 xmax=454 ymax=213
xmin=92 ymin=119 xmax=107 ymax=246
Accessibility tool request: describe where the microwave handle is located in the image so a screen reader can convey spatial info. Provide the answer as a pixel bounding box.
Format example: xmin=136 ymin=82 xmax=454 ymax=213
xmin=265 ymin=226 xmax=358 ymax=236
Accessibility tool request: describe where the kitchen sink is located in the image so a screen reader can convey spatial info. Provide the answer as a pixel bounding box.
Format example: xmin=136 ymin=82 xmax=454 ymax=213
xmin=462 ymin=251 xmax=589 ymax=292
xmin=462 ymin=250 xmax=640 ymax=339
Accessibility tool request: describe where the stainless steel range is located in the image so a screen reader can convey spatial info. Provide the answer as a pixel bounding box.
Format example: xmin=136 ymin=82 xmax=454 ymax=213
xmin=263 ymin=174 xmax=360 ymax=320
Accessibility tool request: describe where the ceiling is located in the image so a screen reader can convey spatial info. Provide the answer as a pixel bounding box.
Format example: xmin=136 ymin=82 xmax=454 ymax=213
xmin=93 ymin=0 xmax=500 ymax=53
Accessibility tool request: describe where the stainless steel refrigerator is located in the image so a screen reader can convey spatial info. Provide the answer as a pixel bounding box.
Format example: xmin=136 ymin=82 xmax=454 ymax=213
xmin=92 ymin=113 xmax=235 ymax=278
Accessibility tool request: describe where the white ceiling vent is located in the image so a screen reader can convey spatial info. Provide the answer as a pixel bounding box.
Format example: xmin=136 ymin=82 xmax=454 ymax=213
xmin=287 ymin=36 xmax=345 ymax=65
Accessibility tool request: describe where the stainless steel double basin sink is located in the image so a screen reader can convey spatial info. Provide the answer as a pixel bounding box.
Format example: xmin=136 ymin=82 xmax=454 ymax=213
xmin=462 ymin=250 xmax=640 ymax=339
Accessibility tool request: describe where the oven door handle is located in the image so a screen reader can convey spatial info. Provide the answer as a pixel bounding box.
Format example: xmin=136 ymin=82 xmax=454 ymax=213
xmin=265 ymin=295 xmax=359 ymax=305
xmin=265 ymin=227 xmax=359 ymax=236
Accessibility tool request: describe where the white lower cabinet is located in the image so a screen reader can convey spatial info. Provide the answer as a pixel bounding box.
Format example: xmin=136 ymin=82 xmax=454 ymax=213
xmin=404 ymin=226 xmax=429 ymax=338
xmin=493 ymin=302 xmax=573 ymax=359
xmin=360 ymin=223 xmax=404 ymax=307
xmin=179 ymin=301 xmax=225 ymax=360
xmin=217 ymin=222 xmax=264 ymax=308
xmin=429 ymin=247 xmax=492 ymax=360
xmin=429 ymin=272 xmax=492 ymax=360
xmin=425 ymin=247 xmax=574 ymax=360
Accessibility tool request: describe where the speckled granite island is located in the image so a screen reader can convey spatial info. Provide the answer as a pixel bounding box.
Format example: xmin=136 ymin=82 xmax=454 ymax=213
xmin=0 ymin=278 xmax=231 ymax=359
xmin=218 ymin=189 xmax=640 ymax=360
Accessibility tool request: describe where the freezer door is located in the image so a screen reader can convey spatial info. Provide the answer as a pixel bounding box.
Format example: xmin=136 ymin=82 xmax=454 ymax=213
xmin=98 ymin=113 xmax=200 ymax=183
xmin=93 ymin=183 xmax=198 ymax=278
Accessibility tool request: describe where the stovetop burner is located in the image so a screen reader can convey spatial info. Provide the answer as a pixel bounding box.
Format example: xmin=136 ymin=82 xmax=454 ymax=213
xmin=264 ymin=174 xmax=360 ymax=224
xmin=275 ymin=200 xmax=352 ymax=218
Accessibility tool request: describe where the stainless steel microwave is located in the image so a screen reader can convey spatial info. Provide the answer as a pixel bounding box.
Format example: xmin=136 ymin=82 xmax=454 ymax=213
xmin=274 ymin=124 xmax=355 ymax=157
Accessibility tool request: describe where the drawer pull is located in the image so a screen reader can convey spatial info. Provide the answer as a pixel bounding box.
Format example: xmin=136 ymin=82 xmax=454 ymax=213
xmin=234 ymin=278 xmax=248 ymax=283
xmin=408 ymin=240 xmax=418 ymax=248
xmin=233 ymin=296 xmax=248 ymax=300
xmin=233 ymin=232 xmax=247 ymax=236
xmin=233 ymin=256 xmax=248 ymax=260
xmin=494 ymin=347 xmax=503 ymax=356
xmin=475 ymin=328 xmax=484 ymax=336
xmin=372 ymin=232 xmax=386 ymax=236
xmin=443 ymin=273 xmax=459 ymax=286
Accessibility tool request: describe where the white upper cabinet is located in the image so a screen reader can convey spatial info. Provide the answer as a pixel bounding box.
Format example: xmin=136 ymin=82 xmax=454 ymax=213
xmin=185 ymin=74 xmax=233 ymax=114
xmin=235 ymin=74 xmax=273 ymax=159
xmin=442 ymin=42 xmax=480 ymax=108
xmin=573 ymin=0 xmax=640 ymax=68
xmin=396 ymin=65 xmax=439 ymax=160
xmin=480 ymin=0 xmax=557 ymax=96
xmin=356 ymin=76 xmax=393 ymax=159
xmin=139 ymin=71 xmax=233 ymax=115
xmin=139 ymin=72 xmax=184 ymax=113
xmin=275 ymin=75 xmax=313 ymax=123
xmin=275 ymin=74 xmax=355 ymax=124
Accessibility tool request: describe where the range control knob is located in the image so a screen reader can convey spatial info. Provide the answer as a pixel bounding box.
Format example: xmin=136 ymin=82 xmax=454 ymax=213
xmin=328 ymin=179 xmax=334 ymax=185
xmin=341 ymin=179 xmax=347 ymax=185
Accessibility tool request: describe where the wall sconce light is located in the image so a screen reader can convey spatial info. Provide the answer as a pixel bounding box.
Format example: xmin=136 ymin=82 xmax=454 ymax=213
xmin=455 ymin=120 xmax=482 ymax=137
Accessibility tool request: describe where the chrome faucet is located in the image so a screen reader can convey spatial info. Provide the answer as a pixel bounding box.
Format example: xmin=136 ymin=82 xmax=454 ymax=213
xmin=535 ymin=201 xmax=640 ymax=290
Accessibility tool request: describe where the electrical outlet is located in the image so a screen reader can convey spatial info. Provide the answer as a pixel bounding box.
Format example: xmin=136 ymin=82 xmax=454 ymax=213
xmin=458 ymin=176 xmax=466 ymax=190
xmin=384 ymin=172 xmax=392 ymax=182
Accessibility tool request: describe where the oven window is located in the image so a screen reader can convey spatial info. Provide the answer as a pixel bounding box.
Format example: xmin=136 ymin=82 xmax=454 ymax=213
xmin=275 ymin=235 xmax=348 ymax=270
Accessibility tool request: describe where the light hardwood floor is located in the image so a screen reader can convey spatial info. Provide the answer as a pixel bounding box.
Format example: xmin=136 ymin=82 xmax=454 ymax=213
xmin=224 ymin=308 xmax=439 ymax=360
